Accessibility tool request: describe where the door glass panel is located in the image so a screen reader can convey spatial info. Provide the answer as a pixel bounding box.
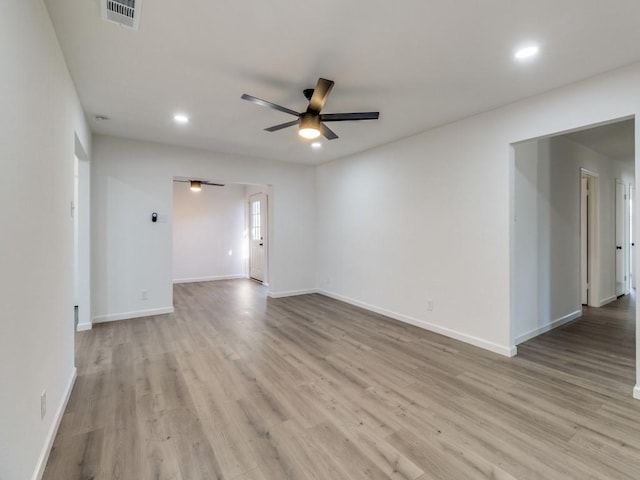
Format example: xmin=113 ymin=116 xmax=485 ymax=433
xmin=252 ymin=201 xmax=261 ymax=240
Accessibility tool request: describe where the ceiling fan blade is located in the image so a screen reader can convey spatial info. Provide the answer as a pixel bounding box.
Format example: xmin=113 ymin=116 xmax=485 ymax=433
xmin=241 ymin=94 xmax=300 ymax=117
xmin=321 ymin=112 xmax=380 ymax=122
xmin=202 ymin=181 xmax=225 ymax=187
xmin=264 ymin=120 xmax=299 ymax=132
xmin=320 ymin=122 xmax=339 ymax=140
xmin=307 ymin=78 xmax=335 ymax=114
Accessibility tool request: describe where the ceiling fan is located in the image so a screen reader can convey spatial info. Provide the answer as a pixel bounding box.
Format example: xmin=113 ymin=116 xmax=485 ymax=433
xmin=241 ymin=78 xmax=379 ymax=141
xmin=174 ymin=179 xmax=225 ymax=192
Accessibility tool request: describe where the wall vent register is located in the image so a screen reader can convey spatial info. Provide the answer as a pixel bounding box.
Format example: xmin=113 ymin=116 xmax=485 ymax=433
xmin=102 ymin=0 xmax=142 ymax=30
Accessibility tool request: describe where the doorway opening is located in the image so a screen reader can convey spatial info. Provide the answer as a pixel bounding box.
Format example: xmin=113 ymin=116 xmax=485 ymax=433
xmin=73 ymin=147 xmax=91 ymax=332
xmin=510 ymin=118 xmax=640 ymax=398
xmin=512 ymin=117 xmax=635 ymax=342
xmin=171 ymin=179 xmax=270 ymax=287
xmin=73 ymin=156 xmax=78 ymax=328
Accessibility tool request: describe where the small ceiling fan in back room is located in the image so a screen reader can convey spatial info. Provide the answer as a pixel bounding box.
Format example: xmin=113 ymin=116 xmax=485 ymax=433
xmin=241 ymin=78 xmax=380 ymax=141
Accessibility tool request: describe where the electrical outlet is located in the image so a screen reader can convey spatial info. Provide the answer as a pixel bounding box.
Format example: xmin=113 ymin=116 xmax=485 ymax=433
xmin=141 ymin=289 xmax=148 ymax=300
xmin=41 ymin=391 xmax=46 ymax=419
xmin=427 ymin=299 xmax=434 ymax=311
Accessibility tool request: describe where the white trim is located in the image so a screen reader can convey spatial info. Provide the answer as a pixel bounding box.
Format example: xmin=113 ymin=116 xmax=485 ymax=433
xmin=515 ymin=310 xmax=582 ymax=345
xmin=634 ymin=385 xmax=640 ymax=400
xmin=93 ymin=306 xmax=174 ymax=323
xmin=318 ymin=289 xmax=516 ymax=357
xmin=32 ymin=367 xmax=77 ymax=480
xmin=76 ymin=322 xmax=92 ymax=332
xmin=598 ymin=295 xmax=618 ymax=307
xmin=173 ymin=274 xmax=246 ymax=284
xmin=268 ymin=289 xmax=317 ymax=299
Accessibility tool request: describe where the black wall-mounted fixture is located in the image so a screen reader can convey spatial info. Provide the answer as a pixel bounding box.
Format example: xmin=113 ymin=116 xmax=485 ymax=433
xmin=151 ymin=212 xmax=158 ymax=223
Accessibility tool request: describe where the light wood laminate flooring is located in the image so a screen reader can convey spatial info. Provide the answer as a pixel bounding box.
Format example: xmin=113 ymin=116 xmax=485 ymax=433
xmin=44 ymin=281 xmax=639 ymax=479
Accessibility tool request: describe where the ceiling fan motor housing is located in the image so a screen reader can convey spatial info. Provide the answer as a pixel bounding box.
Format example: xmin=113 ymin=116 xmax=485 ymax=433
xmin=299 ymin=112 xmax=321 ymax=129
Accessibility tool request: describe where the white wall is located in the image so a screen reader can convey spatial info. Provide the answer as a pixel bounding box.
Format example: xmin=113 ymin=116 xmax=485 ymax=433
xmin=317 ymin=62 xmax=640 ymax=359
xmin=173 ymin=182 xmax=246 ymax=283
xmin=0 ymin=1 xmax=91 ymax=479
xmin=91 ymin=135 xmax=316 ymax=322
xmin=513 ymin=136 xmax=634 ymax=344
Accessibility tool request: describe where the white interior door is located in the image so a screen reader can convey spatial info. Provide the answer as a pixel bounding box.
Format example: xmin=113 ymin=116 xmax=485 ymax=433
xmin=249 ymin=193 xmax=267 ymax=283
xmin=631 ymin=185 xmax=635 ymax=289
xmin=73 ymin=156 xmax=79 ymax=308
xmin=580 ymin=176 xmax=589 ymax=305
xmin=615 ymin=180 xmax=626 ymax=296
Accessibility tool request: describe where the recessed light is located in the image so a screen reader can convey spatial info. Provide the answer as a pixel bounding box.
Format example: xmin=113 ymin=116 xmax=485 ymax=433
xmin=515 ymin=45 xmax=539 ymax=60
xmin=174 ymin=114 xmax=189 ymax=124
xmin=311 ymin=142 xmax=322 ymax=149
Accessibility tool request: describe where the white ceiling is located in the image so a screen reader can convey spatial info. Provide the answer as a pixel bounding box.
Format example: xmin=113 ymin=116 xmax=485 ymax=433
xmin=44 ymin=0 xmax=640 ymax=165
xmin=563 ymin=119 xmax=635 ymax=164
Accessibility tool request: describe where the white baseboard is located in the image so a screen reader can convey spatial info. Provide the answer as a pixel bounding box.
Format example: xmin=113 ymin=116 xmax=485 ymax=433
xmin=598 ymin=295 xmax=617 ymax=307
xmin=318 ymin=289 xmax=515 ymax=357
xmin=514 ymin=309 xmax=582 ymax=345
xmin=173 ymin=274 xmax=246 ymax=284
xmin=634 ymin=385 xmax=640 ymax=400
xmin=93 ymin=306 xmax=174 ymax=324
xmin=268 ymin=289 xmax=317 ymax=299
xmin=32 ymin=367 xmax=77 ymax=480
xmin=76 ymin=322 xmax=92 ymax=332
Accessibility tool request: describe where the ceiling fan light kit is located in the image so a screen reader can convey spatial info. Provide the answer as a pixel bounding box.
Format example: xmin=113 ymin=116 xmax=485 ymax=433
xmin=190 ymin=180 xmax=202 ymax=192
xmin=241 ymin=77 xmax=380 ymax=142
xmin=298 ymin=113 xmax=322 ymax=139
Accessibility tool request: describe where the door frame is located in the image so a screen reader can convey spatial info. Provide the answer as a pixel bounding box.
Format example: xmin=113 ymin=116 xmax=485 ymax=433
xmin=248 ymin=192 xmax=269 ymax=285
xmin=580 ymin=168 xmax=600 ymax=308
xmin=74 ymin=134 xmax=92 ymax=332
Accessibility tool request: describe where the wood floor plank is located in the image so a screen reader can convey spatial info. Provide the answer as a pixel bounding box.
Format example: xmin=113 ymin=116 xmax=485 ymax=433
xmin=43 ymin=280 xmax=640 ymax=479
xmin=345 ymin=424 xmax=425 ymax=480
xmin=43 ymin=429 xmax=104 ymax=480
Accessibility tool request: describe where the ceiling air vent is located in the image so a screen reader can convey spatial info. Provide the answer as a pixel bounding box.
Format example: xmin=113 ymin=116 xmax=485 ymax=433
xmin=101 ymin=0 xmax=142 ymax=30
